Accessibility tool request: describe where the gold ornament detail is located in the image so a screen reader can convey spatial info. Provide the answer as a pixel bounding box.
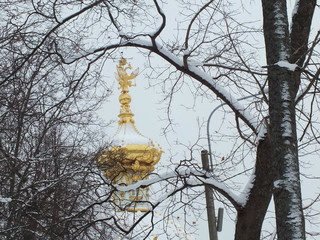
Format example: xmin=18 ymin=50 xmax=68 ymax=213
xmin=116 ymin=58 xmax=139 ymax=125
xmin=97 ymin=144 xmax=162 ymax=181
xmin=97 ymin=58 xmax=163 ymax=212
xmin=116 ymin=58 xmax=138 ymax=93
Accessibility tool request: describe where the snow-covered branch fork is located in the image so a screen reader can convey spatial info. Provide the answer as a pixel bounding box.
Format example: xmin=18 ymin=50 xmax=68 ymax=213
xmin=115 ymin=163 xmax=246 ymax=210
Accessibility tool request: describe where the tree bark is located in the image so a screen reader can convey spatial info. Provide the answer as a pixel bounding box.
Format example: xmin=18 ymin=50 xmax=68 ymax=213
xmin=235 ymin=137 xmax=273 ymax=240
xmin=261 ymin=0 xmax=315 ymax=239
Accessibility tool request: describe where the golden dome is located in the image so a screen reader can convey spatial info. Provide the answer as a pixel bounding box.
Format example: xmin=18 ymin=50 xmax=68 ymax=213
xmin=97 ymin=58 xmax=162 ymax=183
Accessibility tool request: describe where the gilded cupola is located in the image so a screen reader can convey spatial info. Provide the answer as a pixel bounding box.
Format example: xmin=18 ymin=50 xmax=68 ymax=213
xmin=97 ymin=58 xmax=162 ymax=212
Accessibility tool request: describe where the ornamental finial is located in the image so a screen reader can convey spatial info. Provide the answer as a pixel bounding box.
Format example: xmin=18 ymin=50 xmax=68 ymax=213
xmin=116 ymin=58 xmax=139 ymax=93
xmin=116 ymin=58 xmax=139 ymax=124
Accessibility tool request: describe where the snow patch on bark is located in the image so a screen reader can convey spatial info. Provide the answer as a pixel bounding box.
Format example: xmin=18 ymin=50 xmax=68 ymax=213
xmin=278 ymin=73 xmax=304 ymax=238
xmin=274 ymin=2 xmax=289 ymax=60
xmin=256 ymin=122 xmax=267 ymax=142
xmin=275 ymin=60 xmax=298 ymax=71
xmin=280 ymin=81 xmax=293 ymax=138
xmin=237 ymin=172 xmax=255 ymax=206
xmin=292 ymin=0 xmax=300 ymax=17
xmin=0 ymin=196 xmax=12 ymax=203
xmin=274 ymin=149 xmax=304 ymax=239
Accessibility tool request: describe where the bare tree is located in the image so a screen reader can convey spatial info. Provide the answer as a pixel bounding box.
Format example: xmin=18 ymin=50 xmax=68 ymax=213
xmin=0 ymin=11 xmax=117 ymax=238
xmin=1 ymin=0 xmax=320 ymax=239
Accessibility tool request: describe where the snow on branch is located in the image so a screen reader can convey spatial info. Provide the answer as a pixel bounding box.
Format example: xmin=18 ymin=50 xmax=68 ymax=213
xmin=151 ymin=0 xmax=166 ymax=40
xmin=275 ymin=60 xmax=299 ymax=71
xmin=61 ymin=37 xmax=259 ymax=134
xmin=114 ymin=164 xmax=253 ymax=209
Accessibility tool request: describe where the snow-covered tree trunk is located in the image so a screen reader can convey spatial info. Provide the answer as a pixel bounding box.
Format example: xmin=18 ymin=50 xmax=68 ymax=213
xmin=268 ymin=61 xmax=305 ymax=240
xmin=261 ymin=0 xmax=316 ymax=239
xmin=235 ymin=137 xmax=273 ymax=240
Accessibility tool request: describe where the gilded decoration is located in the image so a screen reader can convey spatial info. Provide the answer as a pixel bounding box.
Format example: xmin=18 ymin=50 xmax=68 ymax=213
xmin=97 ymin=58 xmax=162 ymax=212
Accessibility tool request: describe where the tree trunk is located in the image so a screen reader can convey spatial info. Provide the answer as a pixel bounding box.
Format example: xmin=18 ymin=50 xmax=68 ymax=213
xmin=269 ymin=66 xmax=305 ymax=240
xmin=235 ymin=137 xmax=273 ymax=240
xmin=261 ymin=0 xmax=307 ymax=239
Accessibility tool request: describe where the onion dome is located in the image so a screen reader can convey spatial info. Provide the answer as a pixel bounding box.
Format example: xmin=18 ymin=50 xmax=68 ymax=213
xmin=97 ymin=58 xmax=162 ymax=211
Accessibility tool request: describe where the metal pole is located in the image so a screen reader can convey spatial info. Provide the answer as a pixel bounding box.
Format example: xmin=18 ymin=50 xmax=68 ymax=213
xmin=207 ymin=92 xmax=263 ymax=169
xmin=207 ymin=104 xmax=226 ymax=169
xmin=204 ymin=92 xmax=263 ymax=238
xmin=201 ymin=150 xmax=218 ymax=240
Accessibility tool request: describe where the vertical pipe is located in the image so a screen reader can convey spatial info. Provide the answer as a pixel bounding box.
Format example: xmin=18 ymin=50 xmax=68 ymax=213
xmin=217 ymin=208 xmax=224 ymax=232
